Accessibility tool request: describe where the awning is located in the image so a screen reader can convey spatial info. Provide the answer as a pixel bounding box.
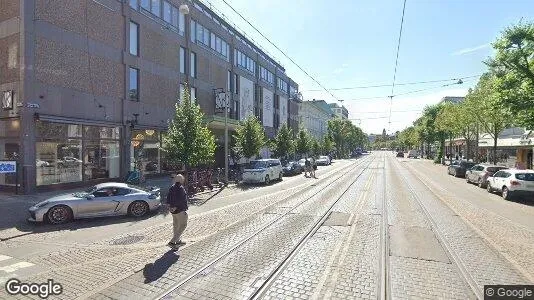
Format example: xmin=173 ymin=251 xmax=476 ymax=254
xmin=204 ymin=115 xmax=240 ymax=131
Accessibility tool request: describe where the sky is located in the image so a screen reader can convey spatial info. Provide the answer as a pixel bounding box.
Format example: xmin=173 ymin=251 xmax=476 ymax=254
xmin=200 ymin=0 xmax=534 ymax=135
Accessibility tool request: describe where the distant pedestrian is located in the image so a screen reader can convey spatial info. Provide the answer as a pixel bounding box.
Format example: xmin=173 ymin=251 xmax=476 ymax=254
xmin=310 ymin=157 xmax=317 ymax=179
xmin=304 ymin=158 xmax=311 ymax=177
xmin=167 ymin=174 xmax=188 ymax=249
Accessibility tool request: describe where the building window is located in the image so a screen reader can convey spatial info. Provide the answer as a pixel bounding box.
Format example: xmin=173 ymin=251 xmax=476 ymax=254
xmin=260 ymin=66 xmax=274 ymax=85
xmin=178 ymin=10 xmax=185 ymax=35
xmin=278 ymin=78 xmax=288 ymax=93
xmin=235 ymin=50 xmax=255 ymax=74
xmin=129 ymin=0 xmax=137 ymax=9
xmin=190 ymin=52 xmax=196 ymax=78
xmin=190 ymin=20 xmax=196 ymax=43
xmin=129 ymin=67 xmax=139 ymax=101
xmin=179 ymin=83 xmax=185 ymax=102
xmin=150 ymin=0 xmax=160 ymax=17
xmin=191 ymin=87 xmax=197 ymax=103
xmin=179 ymin=47 xmax=186 ymax=74
xmin=140 ymin=0 xmax=149 ymax=11
xmin=129 ymin=22 xmax=139 ymax=56
xmin=163 ymin=1 xmax=171 ymax=23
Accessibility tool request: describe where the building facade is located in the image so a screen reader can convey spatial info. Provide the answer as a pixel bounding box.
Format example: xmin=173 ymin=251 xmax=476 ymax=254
xmin=0 ymin=0 xmax=298 ymax=194
xmin=328 ymin=103 xmax=348 ymax=119
xmin=478 ymin=128 xmax=533 ymax=169
xmin=299 ymin=100 xmax=334 ymax=140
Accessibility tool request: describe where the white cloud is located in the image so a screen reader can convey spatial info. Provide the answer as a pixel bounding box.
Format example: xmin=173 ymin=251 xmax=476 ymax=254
xmin=452 ymin=43 xmax=490 ymax=56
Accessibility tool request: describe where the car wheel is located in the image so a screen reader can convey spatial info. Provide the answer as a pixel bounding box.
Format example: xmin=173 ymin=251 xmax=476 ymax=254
xmin=128 ymin=200 xmax=149 ymax=217
xmin=487 ymin=183 xmax=493 ymax=193
xmin=264 ymin=175 xmax=270 ymax=185
xmin=47 ymin=205 xmax=73 ymax=224
xmin=466 ymin=176 xmax=470 ymax=184
xmin=478 ymin=179 xmax=485 ymax=188
xmin=453 ymin=170 xmax=458 ymax=177
xmin=502 ymin=187 xmax=513 ymax=200
xmin=278 ymin=172 xmax=283 ymax=181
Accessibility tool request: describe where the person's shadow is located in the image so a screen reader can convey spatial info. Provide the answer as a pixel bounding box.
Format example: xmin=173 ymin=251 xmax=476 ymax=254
xmin=142 ymin=250 xmax=180 ymax=283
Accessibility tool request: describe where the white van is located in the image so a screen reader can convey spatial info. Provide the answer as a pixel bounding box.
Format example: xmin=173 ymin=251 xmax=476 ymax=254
xmin=407 ymin=150 xmax=418 ymax=158
xmin=242 ymin=159 xmax=283 ymax=184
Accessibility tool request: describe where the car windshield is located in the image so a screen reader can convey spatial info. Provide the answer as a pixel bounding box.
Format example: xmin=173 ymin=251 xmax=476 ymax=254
xmin=285 ymin=162 xmax=296 ymax=167
xmin=515 ymin=173 xmax=534 ymax=181
xmin=73 ymin=186 xmax=98 ymax=198
xmin=248 ymin=161 xmax=268 ymax=169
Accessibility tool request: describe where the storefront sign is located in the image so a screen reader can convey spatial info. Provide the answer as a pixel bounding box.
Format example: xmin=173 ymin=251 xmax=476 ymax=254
xmin=26 ymin=103 xmax=40 ymax=108
xmin=0 ymin=161 xmax=16 ymax=174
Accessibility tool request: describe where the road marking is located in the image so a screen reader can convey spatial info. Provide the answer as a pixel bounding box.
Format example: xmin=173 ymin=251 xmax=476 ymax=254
xmin=0 ymin=255 xmax=11 ymax=262
xmin=0 ymin=262 xmax=34 ymax=273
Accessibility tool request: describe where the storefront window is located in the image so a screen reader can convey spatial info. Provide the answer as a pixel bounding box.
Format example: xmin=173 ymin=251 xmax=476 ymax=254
xmin=84 ymin=140 xmax=120 ymax=180
xmin=0 ymin=119 xmax=21 ymax=187
xmin=131 ymin=129 xmax=161 ymax=174
xmin=36 ymin=139 xmax=82 ymax=186
xmin=36 ymin=122 xmax=120 ymax=186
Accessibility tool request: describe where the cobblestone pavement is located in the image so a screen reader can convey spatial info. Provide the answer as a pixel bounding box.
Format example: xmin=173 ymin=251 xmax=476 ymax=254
xmin=2 ymin=153 xmax=533 ymax=300
xmin=0 ymin=159 xmax=367 ymax=300
xmin=391 ymin=156 xmax=532 ymax=297
xmin=406 ymin=160 xmax=534 ymax=282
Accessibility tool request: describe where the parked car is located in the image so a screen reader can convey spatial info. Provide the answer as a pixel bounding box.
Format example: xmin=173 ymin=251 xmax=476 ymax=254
xmin=407 ymin=150 xmax=418 ymax=158
xmin=36 ymin=159 xmax=50 ymax=167
xmin=57 ymin=156 xmax=83 ymax=168
xmin=282 ymin=161 xmax=304 ymax=176
xmin=242 ymin=159 xmax=283 ymax=184
xmin=316 ymin=156 xmax=331 ymax=166
xmin=486 ymin=169 xmax=534 ymax=200
xmin=465 ymin=164 xmax=508 ymax=188
xmin=448 ymin=161 xmax=476 ymax=178
xmin=396 ymin=152 xmax=404 ymax=158
xmin=28 ymin=183 xmax=161 ymax=224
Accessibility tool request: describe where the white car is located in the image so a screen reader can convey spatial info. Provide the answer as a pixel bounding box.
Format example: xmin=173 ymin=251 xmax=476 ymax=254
xmin=316 ymin=156 xmax=331 ymax=166
xmin=486 ymin=169 xmax=534 ymax=200
xmin=242 ymin=159 xmax=283 ymax=184
xmin=407 ymin=150 xmax=418 ymax=158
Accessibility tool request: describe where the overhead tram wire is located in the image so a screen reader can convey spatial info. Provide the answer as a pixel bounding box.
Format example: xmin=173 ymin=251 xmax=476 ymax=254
xmin=388 ymin=0 xmax=408 ymax=133
xmin=218 ymin=0 xmax=339 ymax=102
xmin=301 ymin=74 xmax=482 ymax=91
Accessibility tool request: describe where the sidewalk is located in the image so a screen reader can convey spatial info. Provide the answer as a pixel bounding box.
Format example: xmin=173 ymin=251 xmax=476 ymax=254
xmin=0 ymin=176 xmax=222 ymax=241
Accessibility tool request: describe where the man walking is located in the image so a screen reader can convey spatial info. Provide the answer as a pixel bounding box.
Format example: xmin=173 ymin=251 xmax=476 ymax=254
xmin=167 ymin=174 xmax=188 ymax=249
xmin=304 ymin=157 xmax=311 ymax=178
xmin=309 ymin=157 xmax=317 ymax=179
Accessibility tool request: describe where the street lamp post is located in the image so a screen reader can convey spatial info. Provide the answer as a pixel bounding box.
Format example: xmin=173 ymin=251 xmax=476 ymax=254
xmin=215 ymin=88 xmax=230 ymax=185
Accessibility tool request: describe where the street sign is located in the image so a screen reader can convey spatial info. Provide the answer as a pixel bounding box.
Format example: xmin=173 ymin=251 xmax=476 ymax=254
xmin=0 ymin=161 xmax=16 ymax=174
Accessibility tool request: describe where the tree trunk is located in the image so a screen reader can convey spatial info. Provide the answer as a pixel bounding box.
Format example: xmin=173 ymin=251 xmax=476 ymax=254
xmin=493 ymin=135 xmax=498 ymax=165
xmin=466 ymin=128 xmax=471 ymax=162
xmin=475 ymin=124 xmax=479 ymax=163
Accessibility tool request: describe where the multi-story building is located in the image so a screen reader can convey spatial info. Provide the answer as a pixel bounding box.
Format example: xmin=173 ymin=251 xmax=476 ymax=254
xmin=0 ymin=0 xmax=299 ymax=194
xmin=299 ymin=99 xmax=335 ymax=140
xmin=328 ymin=103 xmax=348 ymax=119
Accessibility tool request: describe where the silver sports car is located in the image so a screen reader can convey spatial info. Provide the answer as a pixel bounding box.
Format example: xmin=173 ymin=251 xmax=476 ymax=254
xmin=28 ymin=182 xmax=161 ymax=224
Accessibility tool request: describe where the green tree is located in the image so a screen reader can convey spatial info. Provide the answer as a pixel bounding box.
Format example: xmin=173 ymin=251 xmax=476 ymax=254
xmin=162 ymin=87 xmax=216 ymax=183
xmin=486 ymin=21 xmax=534 ymax=129
xmin=311 ymin=138 xmax=320 ymax=157
xmin=321 ymin=135 xmax=335 ymax=155
xmin=327 ymin=118 xmax=345 ymax=158
xmin=295 ymin=128 xmax=311 ymax=157
xmin=469 ymin=73 xmax=513 ymax=164
xmin=271 ymin=124 xmax=294 ymax=160
xmin=234 ymin=116 xmax=266 ymax=160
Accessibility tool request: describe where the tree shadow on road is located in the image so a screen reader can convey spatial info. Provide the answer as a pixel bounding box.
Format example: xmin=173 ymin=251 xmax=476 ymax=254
xmin=142 ymin=250 xmax=180 ymax=283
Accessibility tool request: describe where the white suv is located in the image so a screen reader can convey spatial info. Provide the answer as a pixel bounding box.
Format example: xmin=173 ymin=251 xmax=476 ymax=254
xmin=487 ymin=169 xmax=534 ymax=200
xmin=242 ymin=159 xmax=283 ymax=185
